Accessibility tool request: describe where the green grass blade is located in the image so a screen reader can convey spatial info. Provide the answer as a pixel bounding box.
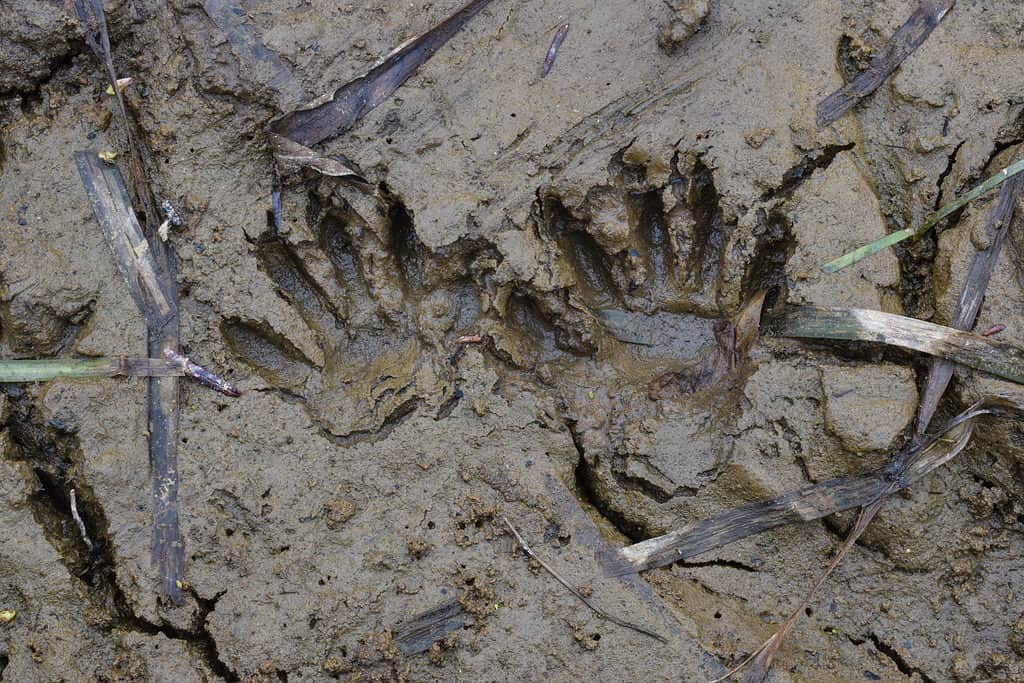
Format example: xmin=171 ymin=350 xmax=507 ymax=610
xmin=0 ymin=358 xmax=115 ymax=382
xmin=822 ymin=229 xmax=913 ymax=273
xmin=823 ymin=157 xmax=1024 ymax=273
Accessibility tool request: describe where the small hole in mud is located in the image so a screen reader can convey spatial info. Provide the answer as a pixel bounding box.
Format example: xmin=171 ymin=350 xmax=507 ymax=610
xmin=318 ymin=578 xmax=325 ymax=586
xmin=341 ymin=647 xmax=348 ymax=658
xmin=225 ymin=528 xmax=234 ymax=537
xmin=591 ymin=634 xmax=600 ymax=641
xmin=713 ymin=611 xmax=722 ymax=619
xmin=385 ymin=137 xmax=393 ymax=144
xmin=427 ymin=520 xmax=435 ymax=529
xmin=465 ymin=577 xmax=475 ymax=586
xmin=181 ymin=437 xmax=188 ymax=444
xmin=474 ymin=519 xmax=484 ymax=528
xmin=510 ymin=112 xmax=516 ymax=117
xmin=457 ymin=521 xmax=467 ymax=530
xmin=805 ymin=607 xmax=813 ymax=616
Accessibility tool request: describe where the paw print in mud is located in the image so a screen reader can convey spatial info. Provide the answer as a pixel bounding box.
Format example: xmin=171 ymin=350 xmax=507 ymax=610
xmin=221 ymin=149 xmax=770 ymax=461
xmin=484 ymin=149 xmax=766 ymax=391
xmin=221 ymin=184 xmax=487 ymax=438
xmin=478 ymin=148 xmax=773 ymax=528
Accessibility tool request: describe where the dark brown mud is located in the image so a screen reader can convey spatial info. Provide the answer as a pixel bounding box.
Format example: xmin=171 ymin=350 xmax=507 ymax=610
xmin=2 ymin=1 xmax=1024 ymax=681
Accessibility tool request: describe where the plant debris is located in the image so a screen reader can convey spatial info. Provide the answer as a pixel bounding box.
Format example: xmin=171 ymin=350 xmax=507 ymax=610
xmin=267 ymin=0 xmax=495 ymax=213
xmin=915 ymin=157 xmax=1024 ymax=431
xmin=503 ymin=516 xmax=666 ymax=643
xmin=769 ymin=305 xmax=1024 ymax=386
xmin=605 ymin=397 xmax=1024 ymax=577
xmin=541 ymin=22 xmax=570 ymax=78
xmin=393 ymin=599 xmax=465 ymax=656
xmin=816 ymin=0 xmax=954 ymax=128
xmin=73 ymin=0 xmax=188 ymax=601
xmin=69 ymin=488 xmax=93 ymax=551
xmin=823 ymin=156 xmax=1024 ymax=272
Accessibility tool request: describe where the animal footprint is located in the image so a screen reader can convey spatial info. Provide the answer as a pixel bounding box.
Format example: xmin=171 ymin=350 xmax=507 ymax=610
xmin=222 ymin=147 xmax=768 ymax=455
xmin=222 ymin=184 xmax=484 ymax=438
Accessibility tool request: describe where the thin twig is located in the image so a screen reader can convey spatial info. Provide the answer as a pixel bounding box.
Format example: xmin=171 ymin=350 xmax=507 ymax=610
xmin=502 ymin=516 xmax=666 ymax=643
xmin=69 ymin=488 xmax=94 ymax=551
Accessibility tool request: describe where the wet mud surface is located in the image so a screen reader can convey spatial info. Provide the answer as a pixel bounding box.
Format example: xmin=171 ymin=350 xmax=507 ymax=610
xmin=2 ymin=1 xmax=1024 ymax=681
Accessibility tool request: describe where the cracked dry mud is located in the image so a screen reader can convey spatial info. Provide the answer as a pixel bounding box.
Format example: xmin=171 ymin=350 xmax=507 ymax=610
xmin=3 ymin=1 xmax=1024 ymax=681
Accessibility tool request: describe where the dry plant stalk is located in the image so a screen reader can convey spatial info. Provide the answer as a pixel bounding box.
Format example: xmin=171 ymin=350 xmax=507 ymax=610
xmin=503 ymin=517 xmax=666 ymax=643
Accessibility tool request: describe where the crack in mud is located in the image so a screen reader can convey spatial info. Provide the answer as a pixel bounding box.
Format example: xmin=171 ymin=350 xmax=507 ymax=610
xmin=758 ymin=142 xmax=856 ymax=202
xmin=1 ymin=388 xmax=236 ymax=681
xmin=680 ymin=558 xmax=758 ymax=573
xmin=568 ymin=421 xmax=647 ymax=543
xmin=866 ymin=633 xmax=935 ymax=683
xmin=933 ymin=139 xmax=965 ymax=210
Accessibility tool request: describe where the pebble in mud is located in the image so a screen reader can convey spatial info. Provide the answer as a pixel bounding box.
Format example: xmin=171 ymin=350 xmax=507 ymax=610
xmin=658 ymin=0 xmax=711 ymax=54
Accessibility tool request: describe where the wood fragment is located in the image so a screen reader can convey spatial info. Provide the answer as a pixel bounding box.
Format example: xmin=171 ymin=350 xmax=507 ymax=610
xmin=502 ymin=517 xmax=666 ymax=643
xmin=75 ymin=152 xmax=176 ymax=328
xmin=541 ymin=23 xmax=570 ymax=78
xmin=453 ymin=334 xmax=482 ymax=344
xmin=266 ymin=0 xmax=495 ymax=229
xmin=816 ymin=0 xmax=955 ymax=128
xmin=73 ymin=0 xmax=186 ymax=605
xmin=69 ymin=488 xmax=94 ymax=551
xmin=271 ymin=0 xmax=495 ymax=148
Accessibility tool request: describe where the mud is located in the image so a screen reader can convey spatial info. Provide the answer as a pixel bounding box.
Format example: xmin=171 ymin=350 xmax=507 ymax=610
xmin=2 ymin=1 xmax=1024 ymax=681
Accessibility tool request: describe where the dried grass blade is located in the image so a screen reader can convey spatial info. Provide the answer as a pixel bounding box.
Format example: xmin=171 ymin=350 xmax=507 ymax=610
xmin=503 ymin=517 xmax=666 ymax=643
xmin=271 ymin=0 xmax=495 ymax=148
xmin=917 ymin=160 xmax=1024 ymax=431
xmin=606 ymin=398 xmax=1023 ymax=577
xmin=75 ymin=151 xmax=177 ymax=327
xmin=816 ymin=0 xmax=954 ymax=128
xmin=269 ymin=134 xmax=370 ymax=184
xmin=770 ymin=306 xmax=1024 ymax=385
